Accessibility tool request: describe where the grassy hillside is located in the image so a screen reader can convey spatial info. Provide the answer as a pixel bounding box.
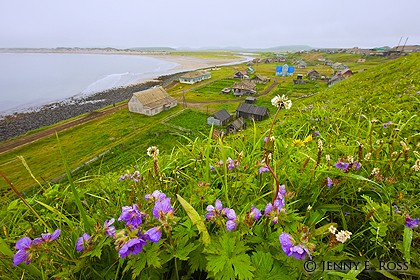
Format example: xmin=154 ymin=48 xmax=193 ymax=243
xmin=1 ymin=53 xmax=419 ymax=279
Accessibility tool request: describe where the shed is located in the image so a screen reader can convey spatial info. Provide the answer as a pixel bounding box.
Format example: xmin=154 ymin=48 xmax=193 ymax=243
xmin=236 ymin=103 xmax=269 ymax=121
xmin=234 ymin=70 xmax=249 ymax=79
xmin=252 ymin=74 xmax=270 ymax=84
xmin=245 ymin=96 xmax=256 ymax=104
xmin=307 ymin=69 xmax=321 ymax=80
xmin=128 ymin=86 xmax=177 ymax=116
xmin=231 ymin=80 xmax=256 ymax=96
xmin=179 ymin=70 xmax=211 ymax=84
xmin=207 ymin=108 xmax=233 ymax=126
xmin=226 ymin=117 xmax=246 ymax=134
xmin=328 ymin=75 xmax=345 ymax=87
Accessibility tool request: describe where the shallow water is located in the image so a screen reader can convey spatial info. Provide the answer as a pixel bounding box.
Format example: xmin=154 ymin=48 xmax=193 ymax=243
xmin=0 ymin=53 xmax=178 ymax=115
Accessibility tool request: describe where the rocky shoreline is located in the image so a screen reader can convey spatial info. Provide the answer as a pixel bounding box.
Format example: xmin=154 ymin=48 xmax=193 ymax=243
xmin=0 ymin=72 xmax=185 ymax=142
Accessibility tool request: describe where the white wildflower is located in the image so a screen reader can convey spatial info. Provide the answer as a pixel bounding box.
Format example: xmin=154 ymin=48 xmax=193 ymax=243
xmin=271 ymin=94 xmax=292 ymax=109
xmin=335 ymin=230 xmax=352 ymax=243
xmin=328 ymin=225 xmax=337 ymax=234
xmin=412 ymin=159 xmax=420 ymax=172
xmin=147 ymin=146 xmax=159 ymax=157
xmin=326 ymin=154 xmax=331 ymax=161
xmin=364 ymin=152 xmax=372 ymax=161
xmin=307 ymin=205 xmax=312 ymax=211
xmin=371 ymin=167 xmax=380 ymax=176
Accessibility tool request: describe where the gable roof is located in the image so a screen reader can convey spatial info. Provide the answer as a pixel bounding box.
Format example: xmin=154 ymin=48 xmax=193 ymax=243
xmin=232 ymin=80 xmax=256 ymax=90
xmin=132 ymin=86 xmax=176 ymax=109
xmin=254 ymin=74 xmax=269 ymax=81
xmin=228 ymin=117 xmax=246 ymax=130
xmin=236 ymin=103 xmax=269 ymax=116
xmin=180 ymin=70 xmax=209 ymax=79
xmin=213 ymin=109 xmax=232 ymax=122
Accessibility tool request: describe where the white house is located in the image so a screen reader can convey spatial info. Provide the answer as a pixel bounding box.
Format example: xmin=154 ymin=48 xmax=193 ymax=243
xmin=128 ymin=86 xmax=177 ymax=116
xmin=179 ymin=70 xmax=211 ymax=84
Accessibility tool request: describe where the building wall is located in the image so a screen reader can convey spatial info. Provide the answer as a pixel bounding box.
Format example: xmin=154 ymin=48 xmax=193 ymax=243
xmin=128 ymin=97 xmax=177 ymax=116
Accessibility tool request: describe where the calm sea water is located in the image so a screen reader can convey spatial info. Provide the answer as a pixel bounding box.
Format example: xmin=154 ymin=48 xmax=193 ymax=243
xmin=0 ymin=53 xmax=178 ymax=115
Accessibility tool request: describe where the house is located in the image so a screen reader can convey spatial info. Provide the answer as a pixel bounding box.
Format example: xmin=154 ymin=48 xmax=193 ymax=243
xmin=324 ymin=60 xmax=333 ymax=66
xmin=179 ymin=70 xmax=211 ymax=84
xmin=207 ymin=109 xmax=233 ymax=126
xmin=338 ymin=68 xmax=353 ymax=78
xmin=233 ymin=70 xmax=249 ymax=79
xmin=252 ymin=74 xmax=270 ymax=84
xmin=307 ymin=69 xmax=321 ymax=80
xmin=247 ymin=67 xmax=255 ymax=74
xmin=317 ymin=56 xmax=326 ymax=62
xmin=296 ymin=61 xmax=307 ymax=68
xmin=245 ymin=96 xmax=256 ymax=104
xmin=293 ymin=74 xmax=306 ymax=84
xmin=231 ymin=80 xmax=256 ymax=96
xmin=328 ymin=74 xmax=345 ymax=87
xmin=275 ymin=64 xmax=294 ymax=76
xmin=236 ymin=103 xmax=269 ymax=121
xmin=332 ymin=62 xmax=347 ymax=69
xmin=128 ymin=86 xmax=177 ymax=116
xmin=357 ymin=58 xmax=366 ymax=63
xmin=226 ymin=117 xmax=246 ymax=134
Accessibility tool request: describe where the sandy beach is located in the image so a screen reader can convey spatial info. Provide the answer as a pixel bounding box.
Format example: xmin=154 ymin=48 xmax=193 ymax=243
xmin=0 ymin=52 xmax=247 ymax=142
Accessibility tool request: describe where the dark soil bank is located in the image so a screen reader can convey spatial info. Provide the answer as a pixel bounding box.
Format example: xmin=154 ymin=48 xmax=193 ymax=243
xmin=0 ymin=72 xmax=185 ymax=142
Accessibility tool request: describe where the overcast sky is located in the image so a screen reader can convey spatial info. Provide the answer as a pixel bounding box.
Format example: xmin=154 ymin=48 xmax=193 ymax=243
xmin=1 ymin=0 xmax=419 ymax=49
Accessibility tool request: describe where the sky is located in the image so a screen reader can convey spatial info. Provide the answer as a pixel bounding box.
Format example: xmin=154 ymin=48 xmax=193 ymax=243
xmin=1 ymin=0 xmax=419 ymax=50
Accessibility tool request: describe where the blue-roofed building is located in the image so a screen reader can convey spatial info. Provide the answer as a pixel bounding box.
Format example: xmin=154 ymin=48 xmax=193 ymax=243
xmin=275 ymin=64 xmax=294 ymax=77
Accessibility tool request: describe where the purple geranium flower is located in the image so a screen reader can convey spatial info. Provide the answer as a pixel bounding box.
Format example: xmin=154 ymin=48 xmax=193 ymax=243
xmin=145 ymin=227 xmax=162 ymax=243
xmin=41 ymin=229 xmax=61 ymax=242
xmin=226 ymin=220 xmax=237 ymax=231
xmin=393 ymin=205 xmax=400 ymax=214
xmin=334 ymin=161 xmax=350 ymax=171
xmin=353 ymin=161 xmax=361 ymax=171
xmin=119 ymin=204 xmax=143 ymax=228
xmin=279 ymin=232 xmax=311 ymax=260
xmin=210 ymin=165 xmax=215 ymax=171
xmin=152 ymin=197 xmax=174 ymax=221
xmin=249 ymin=205 xmax=261 ymax=220
xmin=104 ymin=218 xmax=116 ymax=237
xmin=405 ymin=215 xmax=419 ymax=229
xmin=118 ymin=237 xmax=147 ymax=258
xmin=313 ymin=131 xmax=320 ymax=137
xmin=327 ymin=177 xmax=333 ymax=188
xmin=145 ymin=190 xmax=166 ymax=202
xmin=76 ymin=233 xmax=91 ymax=252
xmin=258 ymin=165 xmax=270 ymax=174
xmin=227 ymin=158 xmax=235 ymax=170
xmin=13 ymin=237 xmax=32 ymax=266
xmin=224 ymin=208 xmax=237 ymax=221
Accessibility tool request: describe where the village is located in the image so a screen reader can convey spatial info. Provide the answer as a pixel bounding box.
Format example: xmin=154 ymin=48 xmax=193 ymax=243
xmin=126 ymin=50 xmax=364 ymax=136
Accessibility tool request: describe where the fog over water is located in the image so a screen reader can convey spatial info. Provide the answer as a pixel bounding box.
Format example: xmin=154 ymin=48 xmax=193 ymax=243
xmin=0 ymin=53 xmax=178 ymax=114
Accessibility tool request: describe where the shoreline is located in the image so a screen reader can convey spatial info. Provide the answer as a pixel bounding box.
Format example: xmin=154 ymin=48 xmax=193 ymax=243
xmin=0 ymin=53 xmax=248 ymax=142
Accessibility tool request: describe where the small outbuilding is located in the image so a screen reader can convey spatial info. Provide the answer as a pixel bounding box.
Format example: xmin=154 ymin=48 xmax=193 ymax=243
xmin=307 ymin=69 xmax=321 ymax=80
xmin=245 ymin=96 xmax=256 ymax=104
xmin=128 ymin=86 xmax=177 ymax=116
xmin=207 ymin=109 xmax=233 ymax=126
xmin=226 ymin=117 xmax=246 ymax=134
xmin=236 ymin=103 xmax=269 ymax=121
xmin=233 ymin=70 xmax=249 ymax=79
xmin=179 ymin=70 xmax=211 ymax=84
xmin=252 ymin=74 xmax=270 ymax=84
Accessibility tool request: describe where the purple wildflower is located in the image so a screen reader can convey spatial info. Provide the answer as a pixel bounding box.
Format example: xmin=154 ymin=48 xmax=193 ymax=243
xmin=13 ymin=237 xmax=32 ymax=266
xmin=145 ymin=227 xmax=162 ymax=243
xmin=145 ymin=190 xmax=166 ymax=202
xmin=258 ymin=165 xmax=270 ymax=174
xmin=152 ymin=197 xmax=174 ymax=221
xmin=210 ymin=165 xmax=215 ymax=171
xmin=226 ymin=220 xmax=237 ymax=231
xmin=205 ymin=200 xmax=223 ymax=220
xmin=264 ymin=203 xmax=274 ymax=216
xmin=393 ymin=205 xmax=400 ymax=214
xmin=279 ymin=232 xmax=311 ymax=260
xmin=353 ymin=161 xmax=361 ymax=171
xmin=227 ymin=157 xmax=235 ymax=170
xmin=119 ymin=204 xmax=143 ymax=228
xmin=327 ymin=177 xmax=333 ymax=188
xmin=76 ymin=233 xmax=91 ymax=252
xmin=334 ymin=161 xmax=350 ymax=171
xmin=104 ymin=218 xmax=116 ymax=237
xmin=405 ymin=215 xmax=419 ymax=229
xmin=224 ymin=208 xmax=237 ymax=221
xmin=40 ymin=229 xmax=61 ymax=243
xmin=118 ymin=237 xmax=147 ymax=258
xmin=249 ymin=206 xmax=261 ymax=220
xmin=215 ymin=200 xmax=223 ymax=210
xmin=313 ymin=131 xmax=320 ymax=137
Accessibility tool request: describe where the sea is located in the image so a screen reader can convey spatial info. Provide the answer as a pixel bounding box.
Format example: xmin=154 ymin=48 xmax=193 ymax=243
xmin=0 ymin=52 xmax=179 ymax=116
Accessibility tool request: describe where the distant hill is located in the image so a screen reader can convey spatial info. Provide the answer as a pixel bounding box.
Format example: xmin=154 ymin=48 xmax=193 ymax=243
xmin=128 ymin=47 xmax=176 ymax=51
xmin=177 ymin=45 xmax=313 ymax=52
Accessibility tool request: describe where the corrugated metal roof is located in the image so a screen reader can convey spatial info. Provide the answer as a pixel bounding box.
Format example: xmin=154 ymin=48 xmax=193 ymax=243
xmin=132 ymin=86 xmax=176 ymax=108
xmin=236 ymin=103 xmax=269 ymax=116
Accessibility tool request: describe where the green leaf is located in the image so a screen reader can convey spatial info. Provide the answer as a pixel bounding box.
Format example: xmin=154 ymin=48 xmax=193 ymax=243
xmin=188 ymin=244 xmax=207 ymax=272
xmin=176 ymin=194 xmax=210 ymax=245
xmin=231 ymin=254 xmax=255 ymax=280
xmin=173 ymin=235 xmax=199 ymax=261
xmin=403 ymin=226 xmax=412 ymax=263
xmin=35 ymin=200 xmax=73 ymax=226
xmin=251 ymin=251 xmax=288 ymax=280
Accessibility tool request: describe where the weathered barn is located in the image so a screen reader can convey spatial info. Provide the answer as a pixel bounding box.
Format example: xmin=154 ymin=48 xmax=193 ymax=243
xmin=128 ymin=86 xmax=177 ymax=116
xmin=236 ymin=103 xmax=269 ymax=121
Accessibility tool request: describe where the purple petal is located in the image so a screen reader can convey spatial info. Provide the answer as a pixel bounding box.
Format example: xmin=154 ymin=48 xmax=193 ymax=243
xmin=15 ymin=237 xmax=32 ymax=250
xmin=226 ymin=220 xmax=237 ymax=231
xmin=13 ymin=250 xmax=30 ymax=266
xmin=145 ymin=227 xmax=162 ymax=243
xmin=215 ymin=200 xmax=223 ymax=211
xmin=279 ymin=232 xmax=294 ymax=256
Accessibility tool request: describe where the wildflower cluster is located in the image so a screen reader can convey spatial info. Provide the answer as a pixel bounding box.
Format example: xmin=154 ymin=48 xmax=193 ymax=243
xmin=405 ymin=215 xmax=419 ymax=229
xmin=334 ymin=156 xmax=361 ymax=172
xmin=264 ymin=185 xmax=286 ymax=224
xmin=74 ymin=190 xmax=174 ymax=259
xmin=328 ymin=225 xmax=352 ymax=243
xmin=211 ymin=157 xmax=241 ymax=171
xmin=119 ymin=170 xmax=141 ymax=182
xmin=205 ymin=200 xmax=238 ymax=231
xmin=13 ymin=229 xmax=61 ymax=266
